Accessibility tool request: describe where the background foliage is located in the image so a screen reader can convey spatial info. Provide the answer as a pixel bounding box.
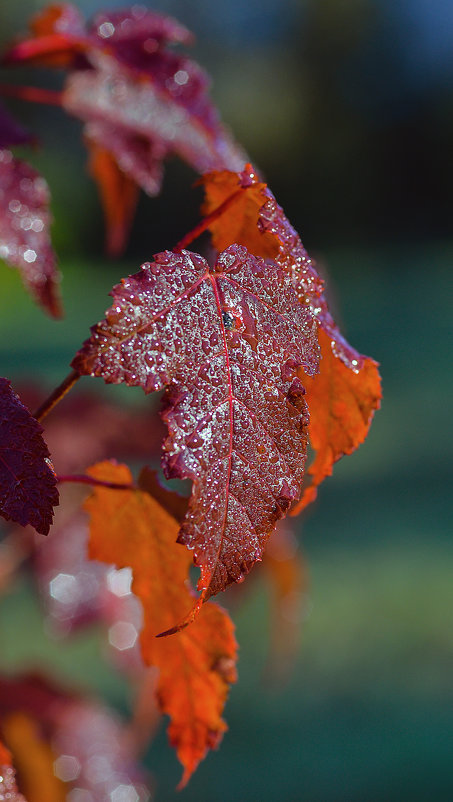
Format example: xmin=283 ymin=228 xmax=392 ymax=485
xmin=0 ymin=1 xmax=452 ymax=800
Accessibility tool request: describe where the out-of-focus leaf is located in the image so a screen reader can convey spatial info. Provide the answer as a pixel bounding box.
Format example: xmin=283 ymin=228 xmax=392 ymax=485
xmin=73 ymin=245 xmax=319 ymax=605
xmin=0 ymin=675 xmax=149 ymax=801
xmin=87 ymin=141 xmax=139 ymax=257
xmin=0 ymin=378 xmax=58 ymax=535
xmin=85 ymin=460 xmax=238 ymax=788
xmin=0 ymin=150 xmax=61 ymax=317
xmin=263 ymin=524 xmax=308 ymax=682
xmin=3 ymin=4 xmax=190 ymax=68
xmin=62 ymin=48 xmax=246 ymax=189
xmin=4 ymin=4 xmax=247 ymax=254
xmin=201 ymin=166 xmax=381 ymax=509
xmin=1 ymin=713 xmax=66 ymax=802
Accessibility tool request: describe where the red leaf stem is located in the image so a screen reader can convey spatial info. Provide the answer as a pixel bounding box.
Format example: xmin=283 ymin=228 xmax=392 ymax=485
xmin=57 ymin=473 xmax=135 ymax=491
xmin=173 ymin=188 xmax=245 ymax=253
xmin=34 ymin=370 xmax=80 ymax=422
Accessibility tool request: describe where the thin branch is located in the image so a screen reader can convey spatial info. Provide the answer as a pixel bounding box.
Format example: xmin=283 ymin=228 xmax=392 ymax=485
xmin=34 ymin=370 xmax=80 ymax=422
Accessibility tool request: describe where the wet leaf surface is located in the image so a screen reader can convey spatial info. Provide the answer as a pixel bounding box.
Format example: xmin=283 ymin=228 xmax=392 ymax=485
xmin=73 ymin=245 xmax=319 ymax=604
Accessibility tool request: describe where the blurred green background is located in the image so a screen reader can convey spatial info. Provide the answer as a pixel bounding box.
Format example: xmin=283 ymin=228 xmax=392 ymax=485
xmin=1 ymin=1 xmax=452 ymax=800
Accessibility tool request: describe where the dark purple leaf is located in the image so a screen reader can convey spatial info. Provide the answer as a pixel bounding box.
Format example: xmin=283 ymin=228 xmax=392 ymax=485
xmin=0 ymin=377 xmax=59 ymax=535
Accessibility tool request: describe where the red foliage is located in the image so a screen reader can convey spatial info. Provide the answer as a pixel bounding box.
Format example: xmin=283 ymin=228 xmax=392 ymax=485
xmin=0 ymin=4 xmax=381 ymax=789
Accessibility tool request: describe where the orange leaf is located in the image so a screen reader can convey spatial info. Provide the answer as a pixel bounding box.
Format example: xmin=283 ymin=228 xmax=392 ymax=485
xmin=200 ymin=166 xmax=279 ymax=258
xmin=87 ymin=141 xmax=139 ymax=257
xmin=84 ymin=461 xmax=238 ymax=788
xmin=200 ymin=166 xmax=381 ymax=508
xmin=293 ymin=327 xmax=382 ymax=511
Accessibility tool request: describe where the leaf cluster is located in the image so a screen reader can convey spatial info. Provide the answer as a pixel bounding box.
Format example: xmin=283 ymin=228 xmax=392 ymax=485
xmin=0 ymin=3 xmax=381 ymax=795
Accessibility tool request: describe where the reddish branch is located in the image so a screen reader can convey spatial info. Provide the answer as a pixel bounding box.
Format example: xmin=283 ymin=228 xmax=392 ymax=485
xmin=34 ymin=370 xmax=80 ymax=422
xmin=173 ymin=188 xmax=244 ymax=252
xmin=57 ymin=474 xmax=135 ymax=491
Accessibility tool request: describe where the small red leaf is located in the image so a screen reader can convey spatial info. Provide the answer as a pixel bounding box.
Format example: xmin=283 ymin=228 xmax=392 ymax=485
xmin=0 ymin=150 xmax=61 ymax=317
xmin=0 ymin=378 xmax=59 ymax=535
xmin=73 ymin=245 xmax=319 ymax=604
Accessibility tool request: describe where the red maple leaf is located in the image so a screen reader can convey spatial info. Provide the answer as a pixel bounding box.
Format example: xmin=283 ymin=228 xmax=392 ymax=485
xmin=0 ymin=378 xmax=59 ymax=535
xmin=72 ymin=244 xmax=319 ymax=618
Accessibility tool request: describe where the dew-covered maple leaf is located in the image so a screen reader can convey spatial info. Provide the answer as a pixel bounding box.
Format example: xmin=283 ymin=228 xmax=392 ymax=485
xmin=73 ymin=244 xmax=319 ymax=606
xmin=200 ymin=166 xmax=382 ymax=509
xmin=85 ymin=460 xmax=238 ymax=787
xmin=4 ymin=4 xmax=247 ymax=254
xmin=0 ymin=146 xmax=61 ymax=318
xmin=0 ymin=378 xmax=59 ymax=534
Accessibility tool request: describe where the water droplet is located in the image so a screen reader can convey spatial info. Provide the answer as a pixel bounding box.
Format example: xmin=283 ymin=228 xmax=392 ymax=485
xmin=98 ymin=21 xmax=115 ymax=37
xmin=23 ymin=248 xmax=37 ymax=263
xmin=174 ymin=69 xmax=189 ymax=86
